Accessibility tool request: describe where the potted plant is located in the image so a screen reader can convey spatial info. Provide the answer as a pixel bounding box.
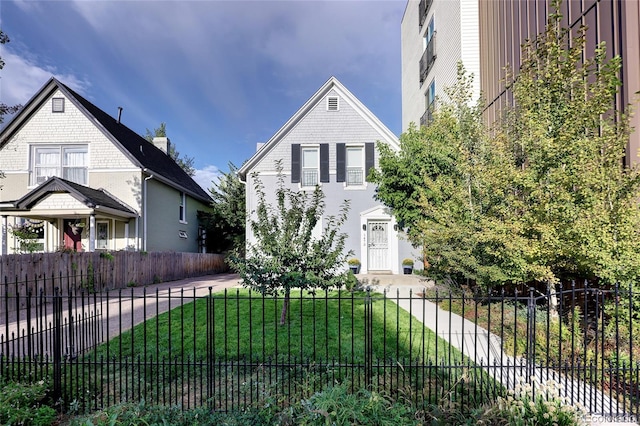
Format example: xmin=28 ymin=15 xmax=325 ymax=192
xmin=348 ymin=258 xmax=361 ymax=274
xmin=402 ymin=258 xmax=414 ymax=275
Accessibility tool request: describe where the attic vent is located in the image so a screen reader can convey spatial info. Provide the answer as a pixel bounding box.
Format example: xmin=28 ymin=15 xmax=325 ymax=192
xmin=52 ymin=98 xmax=65 ymax=113
xmin=327 ymin=96 xmax=339 ymax=111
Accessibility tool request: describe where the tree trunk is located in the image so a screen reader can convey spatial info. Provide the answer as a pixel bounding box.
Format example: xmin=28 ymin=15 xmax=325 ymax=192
xmin=279 ymin=289 xmax=290 ymax=326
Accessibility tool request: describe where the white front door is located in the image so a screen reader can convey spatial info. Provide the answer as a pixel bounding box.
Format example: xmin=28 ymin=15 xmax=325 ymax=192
xmin=367 ymin=221 xmax=389 ymax=271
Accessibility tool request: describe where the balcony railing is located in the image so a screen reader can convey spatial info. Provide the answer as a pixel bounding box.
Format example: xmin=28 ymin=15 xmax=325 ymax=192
xmin=420 ymin=103 xmax=434 ymax=127
xmin=419 ymin=32 xmax=436 ymax=84
xmin=418 ymin=0 xmax=432 ymax=29
xmin=302 ymin=169 xmax=319 ymax=187
xmin=346 ymin=168 xmax=364 ymax=186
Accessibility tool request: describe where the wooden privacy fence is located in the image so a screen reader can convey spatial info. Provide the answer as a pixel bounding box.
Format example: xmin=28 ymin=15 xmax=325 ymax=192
xmin=0 ymin=252 xmax=228 ymax=308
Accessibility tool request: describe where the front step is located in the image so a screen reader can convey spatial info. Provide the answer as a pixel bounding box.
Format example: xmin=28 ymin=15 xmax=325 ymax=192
xmin=355 ymin=273 xmax=433 ymax=288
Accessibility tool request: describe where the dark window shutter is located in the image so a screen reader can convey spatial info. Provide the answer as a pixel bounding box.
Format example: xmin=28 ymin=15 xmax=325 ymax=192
xmin=320 ymin=144 xmax=329 ymax=183
xmin=365 ymin=142 xmax=375 ymax=181
xmin=336 ymin=143 xmax=346 ymax=182
xmin=291 ymin=144 xmax=301 ymax=183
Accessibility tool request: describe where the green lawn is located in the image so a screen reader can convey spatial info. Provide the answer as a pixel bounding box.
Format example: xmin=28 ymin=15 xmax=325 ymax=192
xmin=70 ymin=289 xmax=498 ymax=414
xmin=94 ymin=289 xmax=458 ymax=364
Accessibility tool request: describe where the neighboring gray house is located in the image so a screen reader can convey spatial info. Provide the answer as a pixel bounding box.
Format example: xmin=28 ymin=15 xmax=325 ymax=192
xmin=238 ymin=77 xmax=417 ymax=274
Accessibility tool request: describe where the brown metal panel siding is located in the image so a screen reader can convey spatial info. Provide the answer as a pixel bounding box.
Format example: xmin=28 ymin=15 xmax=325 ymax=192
xmin=621 ymin=0 xmax=640 ymax=165
xmin=513 ymin=1 xmax=521 ymax=70
xmin=585 ymin=6 xmax=597 ymax=59
xmin=537 ymin=0 xmax=547 ymax=38
xmin=570 ymin=0 xmax=583 ymax=27
xmin=598 ymin=0 xmax=614 ymax=61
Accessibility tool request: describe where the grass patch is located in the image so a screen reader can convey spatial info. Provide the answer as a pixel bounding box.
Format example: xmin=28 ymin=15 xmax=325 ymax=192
xmin=93 ymin=289 xmax=457 ymax=364
xmin=65 ymin=289 xmax=500 ymax=414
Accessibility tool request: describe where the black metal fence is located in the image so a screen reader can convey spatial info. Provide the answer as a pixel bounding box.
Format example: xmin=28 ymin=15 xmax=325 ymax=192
xmin=0 ymin=273 xmax=639 ymax=421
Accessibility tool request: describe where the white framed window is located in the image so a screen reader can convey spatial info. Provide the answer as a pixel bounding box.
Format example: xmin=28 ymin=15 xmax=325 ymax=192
xmin=327 ymin=96 xmax=339 ymax=111
xmin=30 ymin=144 xmax=88 ymax=186
xmin=301 ymin=146 xmax=319 ymax=187
xmin=179 ymin=191 xmax=187 ymax=223
xmin=52 ymin=97 xmax=65 ymax=113
xmin=96 ymin=221 xmax=109 ymax=250
xmin=346 ymin=146 xmax=364 ymax=186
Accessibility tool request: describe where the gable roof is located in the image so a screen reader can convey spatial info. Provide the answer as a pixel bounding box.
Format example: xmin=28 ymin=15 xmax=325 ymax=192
xmin=0 ymin=77 xmax=212 ymax=203
xmin=237 ymin=76 xmax=400 ymax=180
xmin=8 ymin=176 xmax=137 ymax=218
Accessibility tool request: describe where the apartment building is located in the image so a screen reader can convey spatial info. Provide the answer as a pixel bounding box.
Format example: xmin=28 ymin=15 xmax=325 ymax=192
xmin=479 ymin=0 xmax=640 ymax=166
xmin=402 ymin=0 xmax=640 ymax=165
xmin=400 ymin=0 xmax=480 ymax=130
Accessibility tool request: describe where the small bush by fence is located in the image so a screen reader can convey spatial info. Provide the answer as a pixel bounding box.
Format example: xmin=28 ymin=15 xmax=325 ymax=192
xmin=0 ymin=274 xmax=638 ymax=421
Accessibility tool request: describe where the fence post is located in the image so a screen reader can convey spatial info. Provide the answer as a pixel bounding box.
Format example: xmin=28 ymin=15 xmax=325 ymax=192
xmin=52 ymin=287 xmax=63 ymax=402
xmin=526 ymin=287 xmax=536 ymax=384
xmin=206 ymin=287 xmax=213 ymax=407
xmin=364 ymin=289 xmax=372 ymax=387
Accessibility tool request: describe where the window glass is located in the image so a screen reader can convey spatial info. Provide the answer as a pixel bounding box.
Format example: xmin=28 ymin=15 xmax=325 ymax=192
xmin=32 ymin=145 xmax=88 ymax=185
xmin=63 ymin=147 xmax=88 ymax=184
xmin=346 ymin=146 xmax=364 ymax=186
xmin=97 ymin=222 xmax=109 ymax=250
xmin=34 ymin=147 xmax=60 ymax=184
xmin=427 ymin=80 xmax=436 ymax=107
xmin=179 ymin=192 xmax=186 ymax=222
xmin=301 ymin=147 xmax=319 ymax=186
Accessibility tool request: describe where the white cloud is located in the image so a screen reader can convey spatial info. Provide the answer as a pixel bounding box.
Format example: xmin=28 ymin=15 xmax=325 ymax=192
xmin=1 ymin=48 xmax=91 ymax=106
xmin=193 ymin=165 xmax=221 ymax=194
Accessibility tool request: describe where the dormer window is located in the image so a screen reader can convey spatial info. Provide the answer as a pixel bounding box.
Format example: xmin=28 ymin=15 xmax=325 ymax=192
xmin=52 ymin=98 xmax=65 ymax=113
xmin=327 ymin=96 xmax=339 ymax=111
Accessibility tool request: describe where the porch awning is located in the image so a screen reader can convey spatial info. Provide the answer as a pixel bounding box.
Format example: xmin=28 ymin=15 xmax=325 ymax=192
xmin=0 ymin=176 xmax=138 ymax=220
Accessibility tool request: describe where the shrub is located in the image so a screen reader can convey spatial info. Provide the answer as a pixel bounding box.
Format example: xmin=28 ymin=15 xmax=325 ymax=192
xmin=0 ymin=378 xmax=57 ymax=426
xmin=477 ymin=377 xmax=587 ymax=426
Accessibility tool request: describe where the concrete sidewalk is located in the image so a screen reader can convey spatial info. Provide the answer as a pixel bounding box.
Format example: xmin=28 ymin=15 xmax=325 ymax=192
xmin=376 ymin=282 xmax=634 ymax=426
xmin=1 ymin=273 xmax=243 ymax=348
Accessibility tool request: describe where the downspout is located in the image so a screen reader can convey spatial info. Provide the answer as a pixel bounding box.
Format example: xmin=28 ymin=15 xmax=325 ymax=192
xmin=143 ymin=173 xmax=154 ymax=252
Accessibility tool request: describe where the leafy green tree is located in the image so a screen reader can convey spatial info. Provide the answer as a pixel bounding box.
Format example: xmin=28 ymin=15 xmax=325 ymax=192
xmin=372 ymin=65 xmax=533 ymax=288
xmin=500 ymin=1 xmax=640 ymax=287
xmin=0 ymin=30 xmax=21 ymax=124
xmin=198 ymin=162 xmax=245 ymax=254
xmin=9 ymin=223 xmax=42 ymax=254
xmin=144 ymin=122 xmax=196 ymax=176
xmin=372 ymin=0 xmax=640 ymax=291
xmin=229 ymin=162 xmax=352 ymax=325
xmin=0 ymin=29 xmax=22 ymax=190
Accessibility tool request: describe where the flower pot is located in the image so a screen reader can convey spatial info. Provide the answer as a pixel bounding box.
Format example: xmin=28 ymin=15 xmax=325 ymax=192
xmin=350 ymin=265 xmax=360 ymax=274
xmin=403 ymin=266 xmax=413 ymax=275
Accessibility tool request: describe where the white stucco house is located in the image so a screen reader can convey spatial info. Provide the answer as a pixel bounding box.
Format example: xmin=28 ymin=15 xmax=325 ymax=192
xmin=0 ymin=77 xmax=212 ymax=254
xmin=238 ymin=77 xmax=417 ymax=274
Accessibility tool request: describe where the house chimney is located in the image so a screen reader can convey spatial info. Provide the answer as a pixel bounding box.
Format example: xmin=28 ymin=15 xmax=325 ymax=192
xmin=152 ymin=137 xmax=171 ymax=154
xmin=256 ymin=142 xmax=265 ymax=152
xmin=117 ymin=107 xmax=123 ymax=124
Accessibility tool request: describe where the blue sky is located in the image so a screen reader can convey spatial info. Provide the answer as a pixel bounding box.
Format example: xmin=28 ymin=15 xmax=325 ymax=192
xmin=1 ymin=0 xmax=406 ymax=191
